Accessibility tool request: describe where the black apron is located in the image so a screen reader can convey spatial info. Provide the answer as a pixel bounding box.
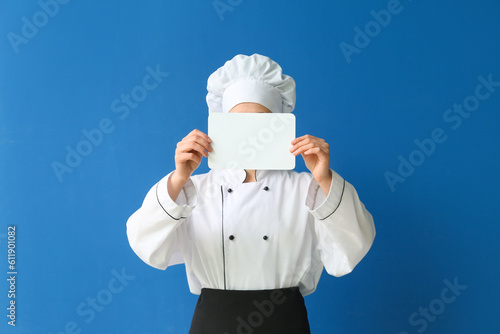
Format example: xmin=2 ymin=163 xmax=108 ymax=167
xmin=189 ymin=287 xmax=311 ymax=334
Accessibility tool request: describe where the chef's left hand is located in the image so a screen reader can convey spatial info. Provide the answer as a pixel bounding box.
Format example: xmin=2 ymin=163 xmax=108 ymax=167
xmin=290 ymin=135 xmax=332 ymax=194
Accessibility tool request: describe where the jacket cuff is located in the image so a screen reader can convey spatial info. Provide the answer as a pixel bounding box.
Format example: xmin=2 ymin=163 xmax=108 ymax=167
xmin=306 ymin=169 xmax=345 ymax=220
xmin=155 ymin=172 xmax=197 ymax=220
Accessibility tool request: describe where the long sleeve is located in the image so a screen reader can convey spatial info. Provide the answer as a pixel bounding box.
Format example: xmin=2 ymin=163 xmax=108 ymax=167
xmin=306 ymin=170 xmax=376 ymax=277
xmin=126 ymin=172 xmax=197 ymax=270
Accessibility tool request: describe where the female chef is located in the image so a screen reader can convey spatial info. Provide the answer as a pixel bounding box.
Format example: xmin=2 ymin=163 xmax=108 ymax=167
xmin=126 ymin=54 xmax=376 ymax=333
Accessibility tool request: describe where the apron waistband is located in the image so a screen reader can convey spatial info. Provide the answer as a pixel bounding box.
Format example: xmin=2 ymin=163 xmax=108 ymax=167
xmin=189 ymin=287 xmax=310 ymax=334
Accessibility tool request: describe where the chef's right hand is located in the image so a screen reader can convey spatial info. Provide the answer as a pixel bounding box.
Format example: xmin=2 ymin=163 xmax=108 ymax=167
xmin=173 ymin=129 xmax=212 ymax=181
xmin=168 ymin=129 xmax=212 ymax=202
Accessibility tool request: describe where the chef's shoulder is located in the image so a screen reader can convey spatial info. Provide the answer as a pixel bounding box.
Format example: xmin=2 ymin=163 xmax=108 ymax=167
xmin=188 ymin=170 xmax=213 ymax=188
xmin=268 ymin=169 xmax=313 ymax=188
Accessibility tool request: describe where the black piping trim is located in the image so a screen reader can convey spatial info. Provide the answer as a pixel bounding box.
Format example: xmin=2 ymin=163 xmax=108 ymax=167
xmin=319 ymin=179 xmax=346 ymax=221
xmin=220 ymin=186 xmax=227 ymax=290
xmin=155 ymin=182 xmax=185 ymax=221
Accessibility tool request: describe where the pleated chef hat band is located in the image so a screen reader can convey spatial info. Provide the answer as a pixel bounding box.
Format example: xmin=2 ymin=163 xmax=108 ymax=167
xmin=206 ymin=54 xmax=296 ymax=114
xmin=222 ymin=80 xmax=283 ymax=114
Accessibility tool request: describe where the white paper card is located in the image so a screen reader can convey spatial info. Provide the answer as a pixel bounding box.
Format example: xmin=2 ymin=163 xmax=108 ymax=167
xmin=208 ymin=113 xmax=296 ymax=170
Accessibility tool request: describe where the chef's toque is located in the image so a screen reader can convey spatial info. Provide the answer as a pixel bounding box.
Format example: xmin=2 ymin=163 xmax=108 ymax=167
xmin=206 ymin=54 xmax=296 ymax=114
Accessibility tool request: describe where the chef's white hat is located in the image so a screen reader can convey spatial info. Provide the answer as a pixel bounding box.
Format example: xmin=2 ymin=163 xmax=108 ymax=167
xmin=206 ymin=54 xmax=296 ymax=113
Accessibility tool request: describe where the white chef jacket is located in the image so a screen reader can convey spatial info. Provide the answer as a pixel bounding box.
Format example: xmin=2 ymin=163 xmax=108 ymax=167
xmin=126 ymin=168 xmax=375 ymax=296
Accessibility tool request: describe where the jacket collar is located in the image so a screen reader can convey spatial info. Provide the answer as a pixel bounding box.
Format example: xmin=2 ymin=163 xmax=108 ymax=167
xmin=212 ymin=169 xmax=269 ymax=184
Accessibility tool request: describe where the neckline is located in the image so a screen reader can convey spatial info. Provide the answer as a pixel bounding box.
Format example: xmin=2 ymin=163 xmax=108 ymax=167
xmin=212 ymin=169 xmax=269 ymax=184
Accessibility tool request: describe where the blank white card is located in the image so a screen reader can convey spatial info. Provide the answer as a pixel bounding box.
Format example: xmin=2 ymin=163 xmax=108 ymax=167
xmin=208 ymin=113 xmax=296 ymax=170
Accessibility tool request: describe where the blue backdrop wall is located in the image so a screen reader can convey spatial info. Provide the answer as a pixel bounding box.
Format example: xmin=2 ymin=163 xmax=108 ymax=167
xmin=1 ymin=1 xmax=499 ymax=333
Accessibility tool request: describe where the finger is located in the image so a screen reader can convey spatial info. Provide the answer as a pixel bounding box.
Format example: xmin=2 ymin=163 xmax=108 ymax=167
xmin=290 ymin=138 xmax=313 ymax=151
xmin=303 ymin=147 xmax=323 ymax=156
xmin=185 ymin=134 xmax=213 ymax=153
xmin=181 ymin=136 xmax=213 ymax=154
xmin=177 ymin=141 xmax=210 ymax=157
xmin=294 ymin=144 xmax=329 ymax=158
xmin=291 ymin=139 xmax=328 ymax=155
xmin=177 ymin=152 xmax=203 ymax=165
xmin=290 ymin=137 xmax=322 ymax=151
xmin=291 ymin=135 xmax=324 ymax=145
xmin=291 ymin=135 xmax=310 ymax=145
xmin=290 ymin=138 xmax=322 ymax=154
xmin=291 ymin=143 xmax=316 ymax=156
xmin=187 ymin=129 xmax=212 ymax=144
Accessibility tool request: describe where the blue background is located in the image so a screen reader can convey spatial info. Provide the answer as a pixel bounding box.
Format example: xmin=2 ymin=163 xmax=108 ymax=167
xmin=1 ymin=0 xmax=499 ymax=333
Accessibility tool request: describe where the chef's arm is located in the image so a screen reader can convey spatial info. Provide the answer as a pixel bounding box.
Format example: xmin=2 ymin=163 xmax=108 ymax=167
xmin=290 ymin=134 xmax=332 ymax=196
xmin=126 ymin=172 xmax=197 ymax=269
xmin=169 ymin=129 xmax=212 ymax=202
xmin=316 ymin=171 xmax=332 ymax=198
xmin=168 ymin=171 xmax=190 ymax=202
xmin=307 ymin=170 xmax=376 ymax=277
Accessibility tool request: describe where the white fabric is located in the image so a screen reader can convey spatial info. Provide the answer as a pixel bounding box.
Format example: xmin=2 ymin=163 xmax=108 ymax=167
xmin=222 ymin=80 xmax=282 ymax=114
xmin=206 ymin=54 xmax=296 ymax=113
xmin=127 ymin=169 xmax=376 ymax=296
